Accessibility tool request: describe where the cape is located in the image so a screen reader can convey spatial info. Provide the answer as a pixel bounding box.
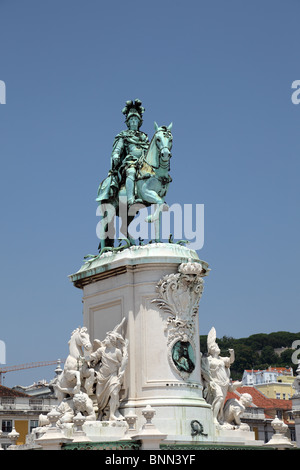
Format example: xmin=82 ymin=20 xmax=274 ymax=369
xmin=111 ymin=130 xmax=149 ymax=158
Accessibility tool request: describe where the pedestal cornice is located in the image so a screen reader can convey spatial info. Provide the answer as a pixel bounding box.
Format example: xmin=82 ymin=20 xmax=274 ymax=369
xmin=69 ymin=243 xmax=209 ymax=289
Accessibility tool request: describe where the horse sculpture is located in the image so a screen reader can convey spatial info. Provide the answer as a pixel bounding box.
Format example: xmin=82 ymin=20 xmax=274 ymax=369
xmin=97 ymin=122 xmax=173 ymax=252
xmin=54 ymin=327 xmax=94 ymax=402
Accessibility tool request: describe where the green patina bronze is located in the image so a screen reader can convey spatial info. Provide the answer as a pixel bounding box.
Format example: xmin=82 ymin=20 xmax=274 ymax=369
xmin=96 ymin=99 xmax=150 ymax=206
xmin=172 ymin=340 xmax=195 ymax=374
xmin=96 ymin=99 xmax=173 ymax=253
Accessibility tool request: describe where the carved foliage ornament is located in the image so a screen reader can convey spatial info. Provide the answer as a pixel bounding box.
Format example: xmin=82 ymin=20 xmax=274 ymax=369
xmin=152 ymin=259 xmax=208 ymax=379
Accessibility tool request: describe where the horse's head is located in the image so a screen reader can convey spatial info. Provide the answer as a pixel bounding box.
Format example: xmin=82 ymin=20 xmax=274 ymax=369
xmin=154 ymin=122 xmax=173 ymax=169
xmin=145 ymin=122 xmax=173 ymax=170
xmin=71 ymin=327 xmax=92 ymax=353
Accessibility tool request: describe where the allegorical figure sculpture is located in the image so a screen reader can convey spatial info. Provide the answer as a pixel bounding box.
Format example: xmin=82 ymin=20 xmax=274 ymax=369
xmin=50 ymin=319 xmax=128 ymax=426
xmin=201 ymin=327 xmax=242 ymax=427
xmin=223 ymin=393 xmax=253 ymax=430
xmin=89 ymin=319 xmax=129 ymax=421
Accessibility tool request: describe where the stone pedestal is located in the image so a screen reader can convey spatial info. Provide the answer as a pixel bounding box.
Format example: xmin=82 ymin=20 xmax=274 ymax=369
xmin=292 ymin=362 xmax=300 ymax=448
xmin=35 ymin=408 xmax=73 ymax=450
xmin=69 ymin=243 xmax=213 ymax=442
xmin=293 ymin=408 xmax=300 ymax=448
xmin=131 ymin=405 xmax=167 ymax=450
xmin=292 ymin=392 xmax=300 ymax=448
xmin=264 ymin=417 xmax=294 ymax=450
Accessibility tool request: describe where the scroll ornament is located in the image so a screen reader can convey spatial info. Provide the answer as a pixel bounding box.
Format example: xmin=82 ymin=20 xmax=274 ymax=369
xmin=153 ymin=259 xmax=209 ymax=378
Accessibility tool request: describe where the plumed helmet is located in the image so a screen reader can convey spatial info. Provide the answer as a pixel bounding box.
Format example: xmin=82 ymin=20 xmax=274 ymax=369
xmin=122 ymin=99 xmax=145 ymax=127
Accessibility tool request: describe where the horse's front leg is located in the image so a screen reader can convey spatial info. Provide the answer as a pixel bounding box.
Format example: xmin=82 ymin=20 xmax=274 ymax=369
xmin=97 ymin=203 xmax=116 ymax=251
xmin=145 ymin=201 xmax=169 ymax=226
xmin=150 ymin=203 xmax=170 ymax=241
xmin=144 ymin=195 xmax=169 ymax=242
xmin=141 ymin=188 xmax=168 ymax=223
xmin=72 ymin=370 xmax=81 ymax=394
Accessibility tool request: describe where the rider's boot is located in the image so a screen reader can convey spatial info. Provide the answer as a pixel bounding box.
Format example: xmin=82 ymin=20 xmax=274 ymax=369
xmin=126 ymin=168 xmax=137 ymax=206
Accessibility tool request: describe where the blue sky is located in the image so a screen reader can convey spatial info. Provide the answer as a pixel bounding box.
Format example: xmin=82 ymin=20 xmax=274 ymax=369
xmin=0 ymin=0 xmax=299 ymax=387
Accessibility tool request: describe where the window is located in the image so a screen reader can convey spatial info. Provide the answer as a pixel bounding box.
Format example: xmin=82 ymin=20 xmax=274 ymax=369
xmin=2 ymin=420 xmax=12 ymax=433
xmin=276 ymin=393 xmax=280 ymax=399
xmin=29 ymin=399 xmax=43 ymax=406
xmin=264 ymin=429 xmax=269 ymax=443
xmin=282 ymin=393 xmax=286 ymax=400
xmin=1 ymin=397 xmax=15 ymax=405
xmin=29 ymin=398 xmax=43 ymax=409
xmin=277 ymin=410 xmax=283 ymax=420
xmin=29 ymin=420 xmax=39 ymax=433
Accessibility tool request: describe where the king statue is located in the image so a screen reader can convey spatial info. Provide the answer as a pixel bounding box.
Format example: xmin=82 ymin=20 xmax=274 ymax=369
xmin=96 ymin=99 xmax=150 ymax=206
xmin=94 ymin=99 xmax=173 ymax=252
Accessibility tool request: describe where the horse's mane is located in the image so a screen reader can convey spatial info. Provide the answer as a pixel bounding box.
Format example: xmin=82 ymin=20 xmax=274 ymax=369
xmin=144 ymin=130 xmax=161 ymax=169
xmin=69 ymin=326 xmax=87 ymax=343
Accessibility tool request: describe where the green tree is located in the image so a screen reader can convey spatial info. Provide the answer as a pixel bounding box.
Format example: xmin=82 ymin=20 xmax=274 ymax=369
xmin=277 ymin=349 xmax=295 ymax=368
xmin=230 ymin=344 xmax=260 ymax=380
xmin=259 ymin=345 xmax=278 ymax=365
xmin=243 ymin=333 xmax=269 ymax=351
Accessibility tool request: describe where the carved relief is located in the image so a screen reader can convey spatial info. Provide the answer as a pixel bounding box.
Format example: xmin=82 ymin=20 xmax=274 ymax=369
xmin=152 ymin=259 xmax=208 ymax=379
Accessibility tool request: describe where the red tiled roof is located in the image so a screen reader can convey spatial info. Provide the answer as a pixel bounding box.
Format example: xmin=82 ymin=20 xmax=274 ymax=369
xmin=268 ymin=367 xmax=292 ymax=373
xmin=227 ymin=386 xmax=292 ymax=411
xmin=244 ymin=367 xmax=292 ymax=374
xmin=0 ymin=385 xmax=29 ymax=398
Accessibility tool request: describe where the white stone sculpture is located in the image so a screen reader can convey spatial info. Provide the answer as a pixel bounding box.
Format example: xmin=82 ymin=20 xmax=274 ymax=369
xmin=57 ymin=399 xmax=75 ymax=425
xmin=54 ymin=327 xmax=94 ymax=402
xmin=89 ymin=318 xmax=129 ymax=421
xmin=264 ymin=416 xmax=294 ymax=449
xmin=39 ymin=392 xmax=96 ymax=429
xmin=7 ymin=427 xmax=20 ymax=449
xmin=131 ymin=405 xmax=167 ymax=450
xmin=35 ymin=407 xmax=73 ymax=450
xmin=201 ymin=327 xmax=242 ymax=427
xmin=73 ymin=392 xmax=97 ymax=421
xmin=153 ymin=259 xmax=208 ymax=379
xmin=223 ymin=393 xmax=253 ymax=430
xmin=51 ymin=318 xmax=128 ymax=425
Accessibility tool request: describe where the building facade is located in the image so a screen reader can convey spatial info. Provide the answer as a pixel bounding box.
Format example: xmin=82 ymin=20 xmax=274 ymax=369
xmin=0 ymin=384 xmax=57 ymax=449
xmin=242 ymin=367 xmax=294 ymax=386
xmin=226 ymin=385 xmax=295 ymax=444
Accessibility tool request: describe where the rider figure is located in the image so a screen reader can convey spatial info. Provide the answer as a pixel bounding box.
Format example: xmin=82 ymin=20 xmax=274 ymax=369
xmin=96 ymin=99 xmax=150 ymax=206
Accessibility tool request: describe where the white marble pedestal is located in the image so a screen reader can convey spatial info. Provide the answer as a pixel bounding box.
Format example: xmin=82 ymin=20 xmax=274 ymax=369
xmin=69 ymin=243 xmax=214 ymax=443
